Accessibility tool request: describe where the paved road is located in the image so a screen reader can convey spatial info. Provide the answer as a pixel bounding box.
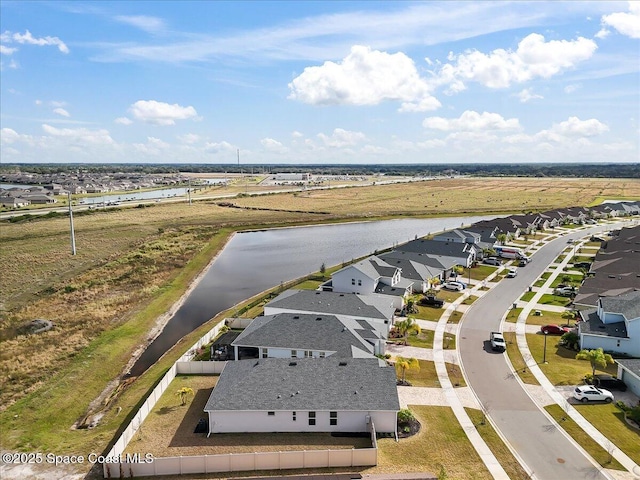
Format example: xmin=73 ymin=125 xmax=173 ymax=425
xmin=459 ymin=226 xmax=613 ymax=480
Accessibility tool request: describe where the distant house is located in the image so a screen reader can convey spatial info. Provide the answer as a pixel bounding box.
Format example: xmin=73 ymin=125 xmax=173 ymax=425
xmin=20 ymin=194 xmax=57 ymax=204
xmin=394 ymin=237 xmax=477 ymax=271
xmin=231 ymin=312 xmax=386 ymax=360
xmin=0 ymin=197 xmax=30 ymax=208
xmin=578 ymin=291 xmax=640 ymax=357
xmin=264 ymin=289 xmax=395 ymax=333
xmin=204 ymin=357 xmax=399 ymax=435
xmin=378 ymin=250 xmax=446 ymax=292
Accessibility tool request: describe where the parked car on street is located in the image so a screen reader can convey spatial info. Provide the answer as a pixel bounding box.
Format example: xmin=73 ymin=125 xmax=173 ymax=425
xmin=506 ymin=268 xmax=518 ymax=278
xmin=573 ymin=385 xmax=614 ymax=403
xmin=540 ymin=324 xmax=571 ymax=335
xmin=586 ymin=374 xmax=628 ymax=392
xmin=442 ymin=281 xmax=464 ymax=292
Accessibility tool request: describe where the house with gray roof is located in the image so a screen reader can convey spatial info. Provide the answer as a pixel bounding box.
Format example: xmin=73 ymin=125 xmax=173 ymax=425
xmin=204 ymin=357 xmax=399 ymax=434
xmin=231 ymin=313 xmax=386 ymax=361
xmin=331 ymin=256 xmax=413 ymax=310
xmin=395 ymin=238 xmax=476 ymax=269
xmin=378 ymin=250 xmax=446 ymax=292
xmin=616 ymin=359 xmax=640 ymax=397
xmin=578 ymin=290 xmax=640 ymax=357
xmin=264 ymin=289 xmax=395 ymax=333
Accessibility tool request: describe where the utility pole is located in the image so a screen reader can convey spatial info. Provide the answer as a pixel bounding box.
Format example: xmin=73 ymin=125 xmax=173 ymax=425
xmin=68 ymin=192 xmax=76 ymax=255
xmin=187 ymin=178 xmax=192 ymax=205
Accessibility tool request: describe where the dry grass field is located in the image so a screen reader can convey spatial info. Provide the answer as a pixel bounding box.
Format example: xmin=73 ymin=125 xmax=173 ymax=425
xmin=0 ymin=175 xmax=638 ymax=468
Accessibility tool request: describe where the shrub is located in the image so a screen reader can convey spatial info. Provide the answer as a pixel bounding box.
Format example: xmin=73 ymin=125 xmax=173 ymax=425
xmin=397 ymin=408 xmax=415 ymax=423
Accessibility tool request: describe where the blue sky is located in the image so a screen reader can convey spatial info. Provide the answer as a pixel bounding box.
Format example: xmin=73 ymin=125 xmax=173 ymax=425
xmin=1 ymin=1 xmax=638 ymax=164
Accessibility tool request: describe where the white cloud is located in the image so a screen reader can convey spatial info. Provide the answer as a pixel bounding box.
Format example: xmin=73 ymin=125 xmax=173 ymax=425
xmin=114 ymin=117 xmax=133 ymax=125
xmin=288 ymin=45 xmax=440 ymax=112
xmin=50 ymin=100 xmax=66 ymax=107
xmin=204 ymin=141 xmax=235 ymax=154
xmin=7 ymin=30 xmax=69 ymax=54
xmin=595 ymin=28 xmax=610 ymax=39
xmin=432 ymin=33 xmax=597 ymax=90
xmin=564 ymin=84 xmax=581 ymax=94
xmin=422 ymin=111 xmax=521 ymax=132
xmin=129 ymin=100 xmax=198 ymax=125
xmin=1 ymin=127 xmax=21 ymax=144
xmin=42 ymin=124 xmax=114 ymax=144
xmin=53 ymin=107 xmax=70 ymax=117
xmin=601 ymin=2 xmax=640 ymax=39
xmin=515 ymin=88 xmax=543 ymax=103
xmin=0 ymin=45 xmax=17 ymax=55
xmin=317 ymin=128 xmax=367 ymax=147
xmin=177 ymin=133 xmax=200 ymax=144
xmin=291 ymin=131 xmax=304 ymax=138
xmin=546 ymin=116 xmax=609 ymax=138
xmin=134 ymin=136 xmax=170 ymax=154
xmin=34 ymin=99 xmax=42 ymax=105
xmin=261 ymin=137 xmax=288 ymax=153
xmin=115 ymin=15 xmax=166 ymax=34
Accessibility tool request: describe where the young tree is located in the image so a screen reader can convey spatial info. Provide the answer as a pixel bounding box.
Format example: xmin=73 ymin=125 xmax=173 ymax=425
xmin=395 ymin=356 xmax=420 ymax=384
xmin=320 ymin=262 xmax=326 ymax=277
xmin=575 ymin=348 xmax=614 ymax=376
xmin=395 ymin=317 xmax=421 ymax=345
xmin=176 ymin=387 xmax=195 ymax=406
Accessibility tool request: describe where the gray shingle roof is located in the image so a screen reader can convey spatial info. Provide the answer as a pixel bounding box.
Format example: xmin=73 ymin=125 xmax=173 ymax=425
xmin=600 ymin=290 xmax=640 ymax=321
xmin=231 ymin=313 xmax=382 ymax=357
xmin=204 ymin=357 xmax=400 ymax=412
xmin=616 ymin=359 xmax=640 ymax=379
xmin=579 ymin=310 xmax=628 ymax=338
xmin=264 ymin=289 xmax=394 ymax=321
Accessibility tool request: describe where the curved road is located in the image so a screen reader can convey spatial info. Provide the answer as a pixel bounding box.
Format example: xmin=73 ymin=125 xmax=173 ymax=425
xmin=459 ymin=225 xmax=614 ymax=480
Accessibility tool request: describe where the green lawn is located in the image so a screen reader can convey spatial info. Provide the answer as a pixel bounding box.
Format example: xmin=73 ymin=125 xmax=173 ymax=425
xmin=413 ymin=304 xmax=445 ymax=321
xmin=544 ymin=405 xmax=625 ymax=470
xmin=448 ymin=310 xmax=464 ymax=324
xmin=525 ymin=310 xmax=575 ymax=327
xmin=525 ymin=333 xmax=617 ymax=386
xmin=520 ymin=291 xmax=535 ymax=302
xmin=401 ymin=359 xmax=439 ymax=387
xmin=406 ymin=329 xmax=435 ymax=349
xmin=465 ymin=265 xmax=497 ymax=280
xmin=505 ymin=307 xmax=523 ymax=323
xmin=550 ymin=274 xmax=583 ymax=287
xmin=504 ymin=332 xmax=539 ymax=385
xmin=466 ymin=408 xmax=531 ymax=479
xmin=376 ymin=406 xmax=492 ymax=479
xmin=573 ymin=403 xmax=640 ymax=465
xmin=536 ymin=294 xmax=574 ymax=307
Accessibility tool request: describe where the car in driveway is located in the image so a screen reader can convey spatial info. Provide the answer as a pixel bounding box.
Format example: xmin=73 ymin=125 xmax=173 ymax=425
xmin=573 ymin=385 xmax=614 ymax=403
xmin=442 ymin=281 xmax=464 ymax=291
xmin=483 ymin=257 xmax=501 ymax=266
xmin=586 ymin=374 xmax=628 ymax=392
xmin=554 ymin=286 xmax=577 ymax=297
xmin=540 ymin=324 xmax=571 ymax=335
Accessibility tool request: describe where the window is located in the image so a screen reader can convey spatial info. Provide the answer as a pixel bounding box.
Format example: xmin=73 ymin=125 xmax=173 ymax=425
xmin=357 ymin=279 xmax=362 ymax=286
xmin=268 ymin=411 xmax=275 ymax=416
xmin=319 ymin=351 xmax=325 ymax=358
xmin=262 ymin=348 xmax=268 ymax=358
xmin=291 ymin=350 xmax=297 ymax=358
xmin=304 ymin=350 xmax=312 ymax=358
xmin=351 ymin=278 xmax=355 ymax=285
xmin=330 ymin=411 xmax=337 ymax=426
xmin=292 ymin=411 xmax=296 ymax=421
xmin=308 ymin=411 xmax=316 ymax=426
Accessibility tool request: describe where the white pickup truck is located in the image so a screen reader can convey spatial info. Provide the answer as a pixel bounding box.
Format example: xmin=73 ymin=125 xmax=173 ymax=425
xmin=490 ymin=331 xmax=506 ymax=352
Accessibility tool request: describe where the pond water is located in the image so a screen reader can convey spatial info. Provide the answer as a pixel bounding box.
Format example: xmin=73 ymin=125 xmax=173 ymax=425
xmin=129 ymin=215 xmax=495 ymax=376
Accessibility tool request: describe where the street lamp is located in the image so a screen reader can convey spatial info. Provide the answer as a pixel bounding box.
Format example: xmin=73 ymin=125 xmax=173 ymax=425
xmin=542 ymin=331 xmax=548 ymax=364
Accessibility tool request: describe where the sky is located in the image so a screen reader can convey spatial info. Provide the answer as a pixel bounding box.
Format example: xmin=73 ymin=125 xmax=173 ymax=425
xmin=0 ymin=1 xmax=639 ymax=165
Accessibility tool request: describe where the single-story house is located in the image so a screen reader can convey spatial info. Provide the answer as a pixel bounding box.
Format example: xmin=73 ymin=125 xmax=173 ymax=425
xmin=0 ymin=197 xmax=30 ymax=207
xmin=264 ymin=289 xmax=395 ymax=334
xmin=377 ymin=250 xmax=446 ymax=292
xmin=578 ymin=290 xmax=640 ymax=357
xmin=204 ymin=357 xmax=399 ymax=434
xmin=231 ymin=312 xmax=386 ymax=360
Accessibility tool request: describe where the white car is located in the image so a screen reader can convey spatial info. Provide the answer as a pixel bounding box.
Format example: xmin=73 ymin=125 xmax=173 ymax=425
xmin=507 ymin=268 xmax=517 ymax=278
xmin=573 ymin=385 xmax=614 ymax=403
xmin=442 ymin=281 xmax=464 ymax=291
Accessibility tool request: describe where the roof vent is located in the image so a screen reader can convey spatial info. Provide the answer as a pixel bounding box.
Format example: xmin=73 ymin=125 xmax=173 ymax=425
xmin=293 ymin=316 xmax=299 ymax=319
xmin=316 ymin=317 xmax=322 ymax=321
xmin=339 ymin=361 xmax=348 ymax=366
xmin=289 ymin=361 xmax=297 ymax=366
xmin=340 ymin=294 xmax=344 ymax=297
xmin=315 ymin=291 xmax=321 ymax=294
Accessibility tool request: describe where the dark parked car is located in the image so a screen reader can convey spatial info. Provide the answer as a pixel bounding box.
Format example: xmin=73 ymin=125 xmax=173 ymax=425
xmin=419 ymin=295 xmax=444 ymax=308
xmin=540 ymin=324 xmax=571 ymax=335
xmin=587 ymin=374 xmax=628 ymax=392
xmin=573 ymin=262 xmax=592 ymax=270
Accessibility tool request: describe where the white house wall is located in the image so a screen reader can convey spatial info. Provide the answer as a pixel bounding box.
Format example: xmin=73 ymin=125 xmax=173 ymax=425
xmin=617 ymin=365 xmax=640 ymax=397
xmin=580 ymin=335 xmax=640 ymax=357
xmin=208 ymin=410 xmax=396 ymax=434
xmin=332 ymin=267 xmax=377 ymax=295
xmin=266 ymin=348 xmax=331 ymax=359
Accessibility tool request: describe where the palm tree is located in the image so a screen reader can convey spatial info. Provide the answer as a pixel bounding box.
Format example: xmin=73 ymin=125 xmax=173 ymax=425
xmin=395 ymin=356 xmax=420 ymax=384
xmin=561 ymin=309 xmax=576 ymax=327
xmin=575 ymin=348 xmax=614 ymax=376
xmin=176 ymin=386 xmax=195 ymax=406
xmin=395 ymin=317 xmax=421 ymax=345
